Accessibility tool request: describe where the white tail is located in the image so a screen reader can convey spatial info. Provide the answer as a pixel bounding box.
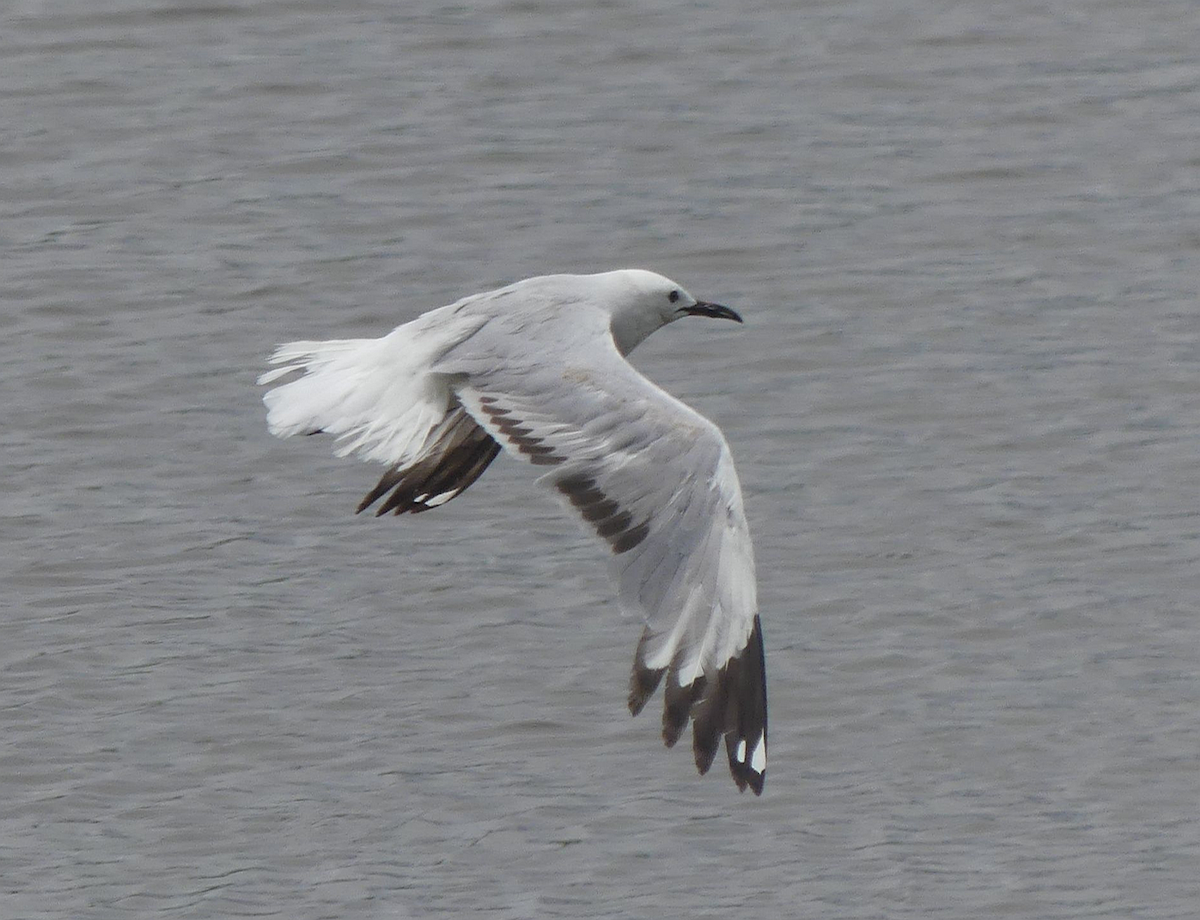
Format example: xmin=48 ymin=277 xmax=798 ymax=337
xmin=258 ymin=308 xmax=488 ymax=469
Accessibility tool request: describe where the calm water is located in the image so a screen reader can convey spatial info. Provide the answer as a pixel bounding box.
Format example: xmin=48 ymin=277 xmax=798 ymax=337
xmin=4 ymin=1 xmax=1200 ymax=917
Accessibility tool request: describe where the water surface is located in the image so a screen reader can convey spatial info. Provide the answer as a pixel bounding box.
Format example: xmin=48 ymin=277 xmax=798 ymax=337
xmin=3 ymin=1 xmax=1200 ymax=917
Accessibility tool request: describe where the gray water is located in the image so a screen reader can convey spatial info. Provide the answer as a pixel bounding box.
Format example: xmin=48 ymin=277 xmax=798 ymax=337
xmin=4 ymin=1 xmax=1200 ymax=917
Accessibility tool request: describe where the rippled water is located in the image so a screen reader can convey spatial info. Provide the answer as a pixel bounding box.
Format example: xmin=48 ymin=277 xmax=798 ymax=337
xmin=4 ymin=1 xmax=1200 ymax=917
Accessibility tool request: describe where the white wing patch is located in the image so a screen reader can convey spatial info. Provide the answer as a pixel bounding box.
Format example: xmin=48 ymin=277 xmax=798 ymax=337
xmin=750 ymin=735 xmax=767 ymax=774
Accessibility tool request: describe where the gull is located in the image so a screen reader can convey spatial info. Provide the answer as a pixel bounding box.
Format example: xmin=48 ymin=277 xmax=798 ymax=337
xmin=258 ymin=269 xmax=767 ymax=794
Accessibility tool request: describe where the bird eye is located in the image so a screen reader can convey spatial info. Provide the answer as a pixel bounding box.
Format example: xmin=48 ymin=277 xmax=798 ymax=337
xmin=668 ymin=290 xmax=680 ymax=304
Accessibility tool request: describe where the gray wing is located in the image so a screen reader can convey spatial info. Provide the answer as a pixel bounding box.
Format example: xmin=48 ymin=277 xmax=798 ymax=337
xmin=437 ymin=313 xmax=767 ymax=793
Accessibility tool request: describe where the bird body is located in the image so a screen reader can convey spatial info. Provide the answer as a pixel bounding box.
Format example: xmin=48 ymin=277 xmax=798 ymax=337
xmin=259 ymin=269 xmax=767 ymax=793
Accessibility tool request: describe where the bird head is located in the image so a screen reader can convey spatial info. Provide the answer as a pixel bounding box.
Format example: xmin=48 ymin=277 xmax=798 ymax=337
xmin=597 ymin=269 xmax=741 ymax=355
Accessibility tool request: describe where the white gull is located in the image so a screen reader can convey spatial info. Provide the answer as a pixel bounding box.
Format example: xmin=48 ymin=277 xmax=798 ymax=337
xmin=258 ymin=269 xmax=767 ymax=793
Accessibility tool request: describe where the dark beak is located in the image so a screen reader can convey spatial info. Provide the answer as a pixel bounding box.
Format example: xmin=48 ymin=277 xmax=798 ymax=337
xmin=681 ymin=301 xmax=743 ymax=323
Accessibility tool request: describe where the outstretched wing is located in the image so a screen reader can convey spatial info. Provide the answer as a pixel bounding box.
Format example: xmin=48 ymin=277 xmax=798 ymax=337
xmin=439 ymin=322 xmax=767 ymax=794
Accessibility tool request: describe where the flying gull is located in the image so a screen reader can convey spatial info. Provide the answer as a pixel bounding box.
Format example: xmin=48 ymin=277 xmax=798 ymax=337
xmin=258 ymin=269 xmax=767 ymax=794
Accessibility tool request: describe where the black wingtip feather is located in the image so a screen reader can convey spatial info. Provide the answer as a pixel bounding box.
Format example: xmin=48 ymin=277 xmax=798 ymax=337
xmin=722 ymin=615 xmax=768 ymax=795
xmin=662 ymin=675 xmax=705 ymax=748
xmin=628 ymin=661 xmax=665 ymax=717
xmin=630 ymin=616 xmax=767 ymax=794
xmin=355 ymin=414 xmax=500 ymax=517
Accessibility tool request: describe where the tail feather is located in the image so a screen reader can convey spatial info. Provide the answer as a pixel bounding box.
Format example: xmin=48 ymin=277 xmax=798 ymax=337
xmin=258 ymin=310 xmax=486 ymax=469
xmin=259 ymin=311 xmax=499 ymax=514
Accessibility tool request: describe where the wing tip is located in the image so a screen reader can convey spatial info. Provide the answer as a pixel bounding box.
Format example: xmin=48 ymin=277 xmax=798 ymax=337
xmin=354 ymin=420 xmax=501 ymax=517
xmin=723 ymin=614 xmax=768 ymax=794
xmin=661 ymin=674 xmax=705 ymax=748
xmin=729 ymin=755 xmax=766 ymax=796
xmin=628 ymin=660 xmax=665 ymax=717
xmin=631 ymin=615 xmax=767 ymax=794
